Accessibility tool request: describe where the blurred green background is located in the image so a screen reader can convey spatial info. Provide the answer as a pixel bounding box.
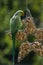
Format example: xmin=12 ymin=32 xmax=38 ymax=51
xmin=0 ymin=0 xmax=43 ymax=65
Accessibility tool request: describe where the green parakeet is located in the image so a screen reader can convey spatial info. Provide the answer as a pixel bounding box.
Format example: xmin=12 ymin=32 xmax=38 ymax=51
xmin=10 ymin=10 xmax=24 ymax=64
xmin=10 ymin=10 xmax=24 ymax=33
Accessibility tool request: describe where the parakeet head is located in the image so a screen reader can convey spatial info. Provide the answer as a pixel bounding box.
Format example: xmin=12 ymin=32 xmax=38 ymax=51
xmin=15 ymin=10 xmax=24 ymax=17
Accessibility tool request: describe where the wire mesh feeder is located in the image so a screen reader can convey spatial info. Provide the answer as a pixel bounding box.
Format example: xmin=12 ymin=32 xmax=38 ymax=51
xmin=24 ymin=17 xmax=36 ymax=35
xmin=34 ymin=28 xmax=43 ymax=42
xmin=18 ymin=41 xmax=43 ymax=62
xmin=32 ymin=41 xmax=43 ymax=56
xmin=16 ymin=30 xmax=27 ymax=42
xmin=18 ymin=41 xmax=32 ymax=62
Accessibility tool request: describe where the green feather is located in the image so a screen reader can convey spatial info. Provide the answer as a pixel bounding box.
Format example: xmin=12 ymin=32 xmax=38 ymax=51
xmin=10 ymin=16 xmax=22 ymax=33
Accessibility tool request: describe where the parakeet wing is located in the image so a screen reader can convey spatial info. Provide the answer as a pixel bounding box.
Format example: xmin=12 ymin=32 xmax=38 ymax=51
xmin=10 ymin=16 xmax=22 ymax=33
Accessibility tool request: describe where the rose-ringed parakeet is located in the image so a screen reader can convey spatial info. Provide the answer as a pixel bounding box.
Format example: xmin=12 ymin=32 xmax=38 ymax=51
xmin=10 ymin=10 xmax=24 ymax=64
